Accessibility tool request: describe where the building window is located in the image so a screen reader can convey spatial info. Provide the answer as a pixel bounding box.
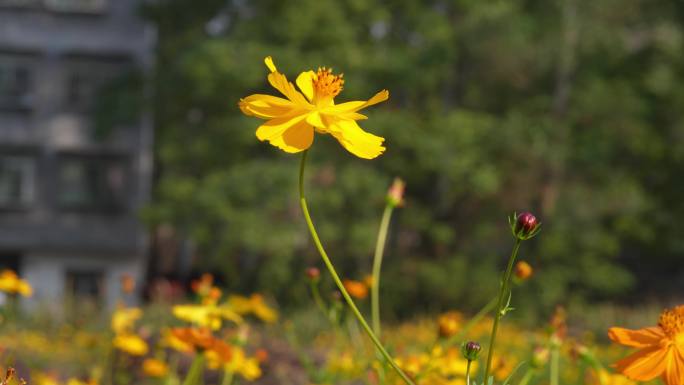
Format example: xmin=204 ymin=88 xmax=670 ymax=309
xmin=0 ymin=57 xmax=33 ymax=111
xmin=0 ymin=154 xmax=35 ymax=209
xmin=63 ymin=56 xmax=129 ymax=113
xmin=66 ymin=270 xmax=103 ymax=300
xmin=57 ymin=154 xmax=128 ymax=211
xmin=43 ymin=0 xmax=107 ymax=13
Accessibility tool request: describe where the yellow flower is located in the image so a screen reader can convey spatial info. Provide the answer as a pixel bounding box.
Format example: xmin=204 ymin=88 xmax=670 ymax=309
xmin=589 ymin=369 xmax=637 ymax=385
xmin=221 ymin=347 xmax=262 ymax=381
xmin=609 ymin=304 xmax=684 ymax=385
xmin=111 ymin=307 xmax=142 ymax=335
xmin=0 ymin=270 xmax=32 ymax=297
xmin=239 ymin=56 xmax=389 ymax=159
xmin=437 ymin=311 xmax=463 ymax=338
xmin=112 ymin=334 xmax=149 ymax=356
xmin=142 ymin=358 xmax=169 ymax=378
xmin=514 ymin=261 xmax=533 ymax=281
xmin=172 ymin=303 xmax=242 ymax=330
xmin=33 ymin=373 xmax=60 ymax=385
xmin=227 ymin=294 xmax=278 ymax=323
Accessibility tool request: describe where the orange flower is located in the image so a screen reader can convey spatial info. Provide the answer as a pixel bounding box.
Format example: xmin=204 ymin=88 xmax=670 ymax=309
xmin=437 ymin=311 xmax=462 ymax=338
xmin=514 ymin=261 xmax=533 ymax=281
xmin=609 ymin=304 xmax=684 ymax=385
xmin=342 ymin=279 xmax=368 ymax=299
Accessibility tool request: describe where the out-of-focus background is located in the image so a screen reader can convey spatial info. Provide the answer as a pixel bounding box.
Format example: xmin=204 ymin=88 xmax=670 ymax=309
xmin=1 ymin=0 xmax=683 ymax=319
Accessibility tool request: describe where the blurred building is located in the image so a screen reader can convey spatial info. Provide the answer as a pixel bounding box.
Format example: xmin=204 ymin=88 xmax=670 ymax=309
xmin=0 ymin=0 xmax=154 ymax=307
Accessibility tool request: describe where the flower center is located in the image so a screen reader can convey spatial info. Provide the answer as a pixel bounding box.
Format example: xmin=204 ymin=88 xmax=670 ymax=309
xmin=313 ymin=67 xmax=344 ymax=100
xmin=658 ymin=305 xmax=684 ymax=337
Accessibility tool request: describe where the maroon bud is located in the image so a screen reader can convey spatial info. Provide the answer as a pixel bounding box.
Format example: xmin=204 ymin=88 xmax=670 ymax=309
xmin=461 ymin=341 xmax=482 ymax=361
xmin=305 ymin=267 xmax=320 ymax=281
xmin=511 ymin=211 xmax=541 ymax=240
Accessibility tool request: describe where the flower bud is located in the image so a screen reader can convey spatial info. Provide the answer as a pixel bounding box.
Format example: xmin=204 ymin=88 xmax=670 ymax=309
xmin=461 ymin=341 xmax=482 ymax=361
xmin=514 ymin=261 xmax=533 ymax=281
xmin=531 ymin=346 xmax=550 ymax=368
xmin=305 ymin=267 xmax=320 ymax=281
xmin=510 ymin=212 xmax=541 ymax=240
xmin=387 ymin=178 xmax=406 ymax=207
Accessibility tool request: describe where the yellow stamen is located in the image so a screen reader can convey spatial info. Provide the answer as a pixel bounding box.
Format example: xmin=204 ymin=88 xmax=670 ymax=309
xmin=658 ymin=305 xmax=684 ymax=337
xmin=313 ymin=67 xmax=344 ymax=100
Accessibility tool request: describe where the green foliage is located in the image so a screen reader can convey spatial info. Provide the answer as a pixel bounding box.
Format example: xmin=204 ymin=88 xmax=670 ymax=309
xmin=143 ymin=0 xmax=684 ymax=315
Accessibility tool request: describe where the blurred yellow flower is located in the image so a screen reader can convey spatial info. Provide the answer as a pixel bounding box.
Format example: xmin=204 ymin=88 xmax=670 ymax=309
xmin=0 ymin=270 xmax=32 ymax=297
xmin=609 ymin=304 xmax=684 ymax=385
xmin=239 ymin=56 xmax=389 ymax=159
xmin=437 ymin=311 xmax=463 ymax=338
xmin=228 ymin=294 xmax=278 ymax=323
xmin=589 ymin=368 xmax=637 ymax=385
xmin=172 ymin=303 xmax=242 ymax=330
xmin=142 ymin=358 xmax=169 ymax=378
xmin=221 ymin=347 xmax=262 ymax=381
xmin=111 ymin=307 xmax=142 ymax=335
xmin=514 ymin=261 xmax=533 ymax=281
xmin=112 ymin=333 xmax=149 ymax=356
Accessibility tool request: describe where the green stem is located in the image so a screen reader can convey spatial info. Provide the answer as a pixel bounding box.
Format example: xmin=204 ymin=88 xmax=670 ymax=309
xmin=550 ymin=346 xmax=560 ymax=385
xmin=221 ymin=368 xmax=234 ymax=385
xmin=309 ymin=281 xmax=329 ymax=320
xmin=371 ymin=204 xmax=394 ymax=337
xmin=466 ymin=360 xmax=473 ymax=385
xmin=298 ymin=150 xmax=416 ymax=385
xmin=518 ymin=369 xmax=535 ymax=385
xmin=483 ymin=239 xmax=522 ymax=383
xmin=182 ymin=354 xmax=205 ymax=385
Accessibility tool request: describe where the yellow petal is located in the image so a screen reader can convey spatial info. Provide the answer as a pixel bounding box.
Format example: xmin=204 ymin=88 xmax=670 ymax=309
xmin=296 ymin=71 xmax=315 ymax=101
xmin=614 ymin=345 xmax=668 ymax=381
xmin=324 ymin=89 xmax=389 ymax=115
xmin=328 ymin=119 xmax=385 ymax=159
xmin=268 ymin=119 xmax=314 ymax=153
xmin=305 ymin=111 xmax=326 ymax=128
xmin=663 ymin=347 xmax=684 ymax=385
xmin=264 ymin=56 xmax=276 ymax=72
xmin=608 ymin=327 xmax=665 ymax=348
xmin=256 ymin=115 xmax=313 ymax=153
xmin=239 ymin=94 xmax=300 ymax=119
xmin=262 ymin=57 xmax=310 ymax=106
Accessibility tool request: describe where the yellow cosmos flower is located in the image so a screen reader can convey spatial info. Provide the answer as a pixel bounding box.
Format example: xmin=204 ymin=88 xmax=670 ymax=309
xmin=111 ymin=307 xmax=142 ymax=335
xmin=239 ymin=56 xmax=389 ymax=159
xmin=589 ymin=369 xmax=637 ymax=385
xmin=172 ymin=303 xmax=243 ymax=330
xmin=142 ymin=358 xmax=169 ymax=378
xmin=609 ymin=304 xmax=684 ymax=385
xmin=227 ymin=294 xmax=278 ymax=323
xmin=214 ymin=346 xmax=262 ymax=381
xmin=0 ymin=269 xmax=32 ymax=297
xmin=112 ymin=333 xmax=149 ymax=356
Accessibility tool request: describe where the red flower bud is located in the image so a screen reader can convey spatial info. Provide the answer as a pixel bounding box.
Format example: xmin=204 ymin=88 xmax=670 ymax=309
xmin=510 ymin=211 xmax=541 ymax=240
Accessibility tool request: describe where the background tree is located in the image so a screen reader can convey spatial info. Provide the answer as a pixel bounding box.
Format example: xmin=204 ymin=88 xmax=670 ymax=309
xmin=142 ymin=0 xmax=684 ymax=318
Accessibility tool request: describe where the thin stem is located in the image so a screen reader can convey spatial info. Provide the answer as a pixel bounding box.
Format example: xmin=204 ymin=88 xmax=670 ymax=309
xmin=182 ymin=354 xmax=205 ymax=385
xmin=466 ymin=360 xmax=473 ymax=385
xmin=483 ymin=239 xmax=522 ymax=383
xmin=550 ymin=346 xmax=560 ymax=385
xmin=518 ymin=369 xmax=535 ymax=385
xmin=221 ymin=369 xmax=234 ymax=385
xmin=309 ymin=281 xmax=329 ymax=321
xmin=371 ymin=204 xmax=394 ymax=337
xmin=298 ymin=150 xmax=416 ymax=385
